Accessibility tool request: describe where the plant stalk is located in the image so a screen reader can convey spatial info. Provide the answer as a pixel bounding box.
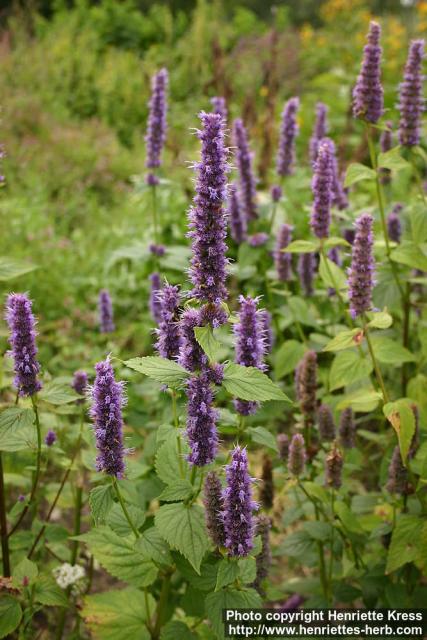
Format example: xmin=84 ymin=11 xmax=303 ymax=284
xmin=0 ymin=453 xmax=11 ymax=576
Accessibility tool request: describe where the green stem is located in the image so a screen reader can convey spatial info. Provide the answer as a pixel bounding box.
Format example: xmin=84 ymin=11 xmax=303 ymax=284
xmin=0 ymin=453 xmax=11 ymax=576
xmin=71 ymin=485 xmax=83 ymax=565
xmin=269 ymin=202 xmax=278 ymax=233
xmin=298 ymin=482 xmax=327 ymax=600
xmin=151 ymin=183 xmax=160 ymax=246
xmin=363 ymin=316 xmax=389 ymax=404
xmin=410 ymin=150 xmax=427 ymax=205
xmin=328 ymin=490 xmax=335 ymax=605
xmin=153 ymin=573 xmax=172 ymax=639
xmin=190 ymin=465 xmax=197 ymax=486
xmin=172 ymin=391 xmax=184 ymax=478
xmin=112 ymin=477 xmax=140 ymax=538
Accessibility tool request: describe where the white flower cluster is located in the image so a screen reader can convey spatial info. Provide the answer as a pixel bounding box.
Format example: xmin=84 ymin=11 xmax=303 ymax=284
xmin=52 ymin=563 xmax=85 ymax=589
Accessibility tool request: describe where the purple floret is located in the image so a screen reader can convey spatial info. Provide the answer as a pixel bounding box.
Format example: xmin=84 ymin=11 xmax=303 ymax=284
xmin=223 ymin=446 xmax=257 ymax=557
xmin=98 ymin=289 xmax=115 ymax=333
xmin=347 ymin=213 xmax=375 ymax=318
xmin=233 ymin=118 xmax=258 ymax=222
xmin=398 ymin=40 xmax=425 ymax=147
xmin=145 ymin=68 xmax=168 ymax=169
xmin=277 ymin=97 xmax=299 ymax=177
xmin=352 ymin=21 xmax=384 ymax=124
xmin=154 ymin=284 xmax=182 ymax=360
xmin=185 ymin=372 xmax=218 ymax=466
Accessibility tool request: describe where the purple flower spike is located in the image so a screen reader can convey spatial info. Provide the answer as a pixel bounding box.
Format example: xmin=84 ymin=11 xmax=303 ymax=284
xmin=89 ymin=357 xmax=126 ymax=478
xmin=347 ymin=213 xmax=375 ymax=318
xmin=185 ymin=373 xmax=218 ymax=466
xmin=288 ymin=434 xmax=306 ymax=476
xmin=188 ymin=112 xmax=229 ymax=309
xmin=343 ymin=228 xmax=355 ymax=245
xmin=310 ymin=140 xmax=333 ymax=238
xmin=178 ymin=308 xmax=206 ymax=372
xmin=98 ymin=290 xmax=115 ymax=334
xmin=339 ymin=407 xmax=356 ymax=448
xmin=277 ymin=97 xmax=299 ymax=177
xmin=380 ymin=121 xmax=393 ymax=185
xmin=398 ymin=40 xmax=425 ymax=147
xmin=309 ymin=102 xmax=328 ymax=164
xmin=45 ymin=430 xmax=56 ymax=447
xmin=155 ymin=284 xmax=182 ymax=360
xmin=145 ymin=68 xmax=168 ymax=169
xmin=277 ymin=434 xmax=289 ymax=461
xmin=352 ymin=21 xmax=384 ymax=124
xmin=259 ymin=309 xmax=274 ymax=354
xmin=252 ymin=515 xmax=272 ymax=596
xmin=149 ymin=273 xmax=163 ymax=323
xmin=223 ymin=446 xmax=257 ymax=557
xmin=318 ymin=404 xmax=336 ymax=441
xmin=72 ymin=370 xmax=88 ymax=404
xmin=210 ymin=96 xmax=228 ymax=122
xmin=386 ymin=446 xmax=408 ymax=495
xmin=203 ymin=471 xmax=226 ymax=547
xmin=387 ymin=205 xmax=402 ymax=244
xmin=248 ymin=232 xmax=269 ymax=247
xmin=325 ymin=444 xmax=343 ymax=489
xmin=149 ymin=243 xmax=166 ymax=257
xmin=298 ymin=252 xmax=315 ymax=296
xmin=325 ymin=138 xmax=348 ymax=210
xmin=233 ymin=118 xmax=258 ymax=221
xmin=297 ymin=351 xmax=317 ymax=427
xmin=271 ymin=185 xmax=282 ymax=202
xmin=281 ymin=594 xmax=305 ymax=610
xmin=233 ymin=296 xmax=266 ymax=416
xmin=275 ymin=223 xmax=293 ymax=282
xmin=228 ymin=182 xmax=247 ymax=244
xmin=146 ymin=173 xmax=160 ymax=187
xmin=5 ymin=293 xmax=42 ymax=397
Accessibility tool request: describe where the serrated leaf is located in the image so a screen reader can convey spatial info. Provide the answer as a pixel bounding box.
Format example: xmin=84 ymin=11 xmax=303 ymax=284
xmin=158 ymin=480 xmax=193 ymax=502
xmin=337 ymin=388 xmax=382 ymax=412
xmin=33 ymin=575 xmax=69 ymax=607
xmin=0 ymin=257 xmax=38 ymax=281
xmin=275 ymin=340 xmax=305 ymax=379
xmin=334 ymin=501 xmax=364 ymax=534
xmin=377 ymin=146 xmax=411 ymax=172
xmin=302 ymin=482 xmax=329 ymax=504
xmin=303 ymin=521 xmax=332 ymax=541
xmin=410 ymin=204 xmax=427 ymax=244
xmin=160 ymin=621 xmax=197 ymax=640
xmin=319 ymin=254 xmax=347 ymax=291
xmin=344 ymin=162 xmax=376 ymax=187
xmin=283 ymin=240 xmax=318 ymax=253
xmin=329 ymin=351 xmax=373 ymax=391
xmin=155 ymin=502 xmax=209 ymax=573
xmin=323 ymin=329 xmax=362 ymax=352
xmin=287 ymin=297 xmax=317 ymax=327
xmin=215 ymin=559 xmax=239 ymax=591
xmin=370 ymin=337 xmax=416 ymax=365
xmin=383 ymin=399 xmax=416 ymax=464
xmin=89 ymin=485 xmax=114 ymax=525
xmin=75 ymin=527 xmax=157 ymax=587
xmin=205 ymin=588 xmax=262 ymax=640
xmin=366 ymin=311 xmax=393 ymax=329
xmin=324 ymin=237 xmax=350 ymax=249
xmin=107 ymin=503 xmax=146 ymax=537
xmin=124 ymin=356 xmax=189 ymax=389
xmin=0 ymin=596 xmax=22 ymax=639
xmin=82 ymin=588 xmax=154 ymax=640
xmin=222 ymin=363 xmax=291 ymax=403
xmin=12 ymin=558 xmax=38 ymax=587
xmin=155 ymin=437 xmax=189 ymax=486
xmin=386 ymin=515 xmax=423 ymax=574
xmin=194 ymin=326 xmax=222 ymax=362
xmin=0 ymin=407 xmax=36 ymax=452
xmin=391 ymin=242 xmax=427 ymax=272
xmin=248 ymin=426 xmax=279 ymax=452
xmin=39 ymin=381 xmax=79 ymax=405
xmin=135 ymin=527 xmax=173 ymax=565
xmin=238 ymin=556 xmax=257 ymax=584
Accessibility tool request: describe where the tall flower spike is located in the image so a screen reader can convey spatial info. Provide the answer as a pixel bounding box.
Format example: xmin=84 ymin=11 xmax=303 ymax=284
xmin=271 ymin=184 xmax=282 ymax=203
xmin=149 ymin=273 xmax=163 ymax=324
xmin=277 ymin=433 xmax=289 ymax=461
xmin=227 ymin=182 xmax=247 ymax=244
xmin=210 ymin=96 xmax=228 ymax=122
xmin=288 ymin=434 xmax=306 ymax=476
xmin=259 ymin=455 xmax=274 ymax=510
xmin=89 ymin=357 xmax=126 ymax=477
xmin=203 ymin=471 xmax=226 ymax=547
xmin=387 ymin=204 xmax=402 ymax=244
xmin=325 ymin=444 xmax=343 ymax=489
xmin=275 ymin=223 xmax=293 ymax=282
xmin=298 ymin=252 xmax=315 ymax=296
xmin=145 ymin=68 xmax=168 ymax=169
xmin=233 ymin=118 xmax=258 ymax=221
xmin=339 ymin=407 xmax=356 ymax=448
xmin=325 ymin=138 xmax=348 ymax=210
xmin=318 ymin=404 xmax=336 ymax=441
xmin=98 ymin=289 xmax=115 ymax=334
xmin=277 ymin=97 xmax=299 ymax=177
xmin=185 ymin=372 xmax=218 ymax=466
xmin=72 ymin=370 xmax=88 ymax=404
xmin=352 ymin=21 xmax=384 ymax=124
xmin=309 ymin=102 xmax=328 ymax=164
xmin=252 ymin=516 xmax=272 ymax=596
xmin=310 ymin=140 xmax=333 ymax=238
xmin=233 ymin=296 xmax=266 ymax=415
xmin=297 ymin=351 xmax=317 ymax=427
xmin=259 ymin=309 xmax=274 ymax=354
xmin=380 ymin=121 xmax=393 ymax=185
xmin=223 ymin=446 xmax=257 ymax=557
xmin=178 ymin=308 xmax=207 ymax=372
xmin=398 ymin=40 xmax=425 ymax=147
xmin=347 ymin=213 xmax=375 ymax=318
xmin=5 ymin=293 xmax=42 ymax=396
xmin=386 ymin=446 xmax=409 ymax=495
xmin=155 ymin=284 xmax=182 ymax=359
xmin=188 ymin=112 xmax=229 ymax=313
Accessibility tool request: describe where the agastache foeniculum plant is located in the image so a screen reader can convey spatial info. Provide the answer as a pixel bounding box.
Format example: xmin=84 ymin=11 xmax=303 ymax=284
xmin=1 ymin=11 xmax=426 ymax=638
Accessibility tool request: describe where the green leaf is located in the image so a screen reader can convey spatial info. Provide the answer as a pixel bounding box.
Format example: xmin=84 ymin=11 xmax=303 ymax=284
xmin=89 ymin=485 xmax=114 ymax=525
xmin=386 ymin=515 xmax=423 ymax=574
xmin=318 ymin=254 xmax=347 ymax=291
xmin=160 ymin=621 xmax=197 ymax=640
xmin=344 ymin=162 xmax=376 ymax=187
xmin=287 ymin=297 xmax=317 ymax=327
xmin=302 ymin=482 xmax=329 ymax=504
xmin=155 ymin=502 xmax=209 ymax=573
xmin=0 ymin=257 xmax=38 ymax=281
xmin=39 ymin=380 xmax=79 ymax=405
xmin=303 ymin=521 xmax=331 ymax=541
xmin=124 ymin=356 xmax=189 ymax=389
xmin=274 ymin=340 xmax=305 ymax=379
xmin=248 ymin=426 xmax=279 ymax=453
xmin=334 ymin=502 xmax=364 ymax=534
xmin=370 ymin=337 xmax=416 ymax=365
xmin=337 ymin=388 xmax=382 ymax=412
xmin=238 ymin=556 xmax=257 ymax=584
xmin=76 ymin=527 xmax=157 ymax=587
xmin=0 ymin=596 xmax=22 ymax=639
xmin=0 ymin=407 xmax=36 ymax=452
xmin=324 ymin=237 xmax=350 ymax=249
xmin=323 ymin=329 xmax=362 ymax=352
xmin=33 ymin=575 xmax=69 ymax=607
xmin=377 ymin=146 xmax=411 ymax=172
xmin=215 ymin=559 xmax=239 ymax=591
xmin=410 ymin=204 xmax=427 ymax=244
xmin=329 ymin=351 xmax=373 ymax=391
xmin=205 ymin=588 xmax=262 ymax=640
xmin=155 ymin=437 xmax=189 ymax=486
xmin=383 ymin=399 xmax=416 ymax=464
xmin=107 ymin=503 xmax=146 ymax=537
xmin=391 ymin=242 xmax=427 ymax=272
xmin=366 ymin=311 xmax=393 ymax=329
xmin=12 ymin=558 xmax=38 ymax=587
xmin=283 ymin=240 xmax=318 ymax=253
xmin=158 ymin=480 xmax=193 ymax=502
xmin=135 ymin=527 xmax=173 ymax=566
xmin=194 ymin=326 xmax=222 ymax=362
xmin=222 ymin=363 xmax=291 ymax=403
xmin=82 ymin=588 xmax=154 ymax=640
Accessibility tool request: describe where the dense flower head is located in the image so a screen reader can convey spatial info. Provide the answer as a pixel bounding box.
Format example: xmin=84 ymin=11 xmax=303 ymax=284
xmin=310 ymin=140 xmax=334 ymax=238
xmin=203 ymin=471 xmax=226 ymax=547
xmin=309 ymin=102 xmax=328 ymax=164
xmin=398 ymin=40 xmax=425 ymax=147
xmin=210 ymin=96 xmax=228 ymax=122
xmin=5 ymin=293 xmax=42 ymax=396
xmin=154 ymin=284 xmax=182 ymax=359
xmin=343 ymin=228 xmax=355 ymax=245
xmin=89 ymin=357 xmax=126 ymax=477
xmin=296 ymin=351 xmax=317 ymax=426
xmin=98 ymin=289 xmax=115 ymax=334
xmin=271 ymin=184 xmax=283 ymax=202
xmin=145 ymin=68 xmax=168 ymax=168
xmin=260 ymin=455 xmax=274 ymax=510
xmin=227 ymin=182 xmax=247 ymax=244
xmin=248 ymin=232 xmax=269 ymax=247
xmin=277 ymin=433 xmax=290 ymax=461
xmin=72 ymin=370 xmax=88 ymax=403
xmin=288 ymin=434 xmax=306 ymax=476
xmin=325 ymin=138 xmax=349 ymax=210
xmin=185 ymin=373 xmax=218 ymax=466
xmin=380 ymin=121 xmax=393 ymax=185
xmin=259 ymin=309 xmax=274 ymax=354
xmin=352 ymin=21 xmax=384 ymax=123
xmin=146 ymin=173 xmax=160 ymax=186
xmin=149 ymin=273 xmax=163 ymax=323
xmin=178 ymin=308 xmax=207 ymax=372
xmin=223 ymin=446 xmax=257 ymax=557
xmin=325 ymin=444 xmax=343 ymax=489
xmin=387 ymin=207 xmax=402 ymax=244
xmin=275 ymin=223 xmax=293 ymax=282
xmin=252 ymin=515 xmax=272 ymax=595
xmin=347 ymin=213 xmax=375 ymax=318
xmin=188 ymin=112 xmax=229 ymax=307
xmin=339 ymin=407 xmax=356 ymax=448
xmin=386 ymin=446 xmax=408 ymax=495
xmin=281 ymin=594 xmax=305 ymax=610
xmin=233 ymin=118 xmax=258 ymax=221
xmin=45 ymin=430 xmax=56 ymax=447
xmin=298 ymin=252 xmax=316 ymax=296
xmin=277 ymin=97 xmax=299 ymax=176
xmin=149 ymin=243 xmax=166 ymax=257
xmin=318 ymin=404 xmax=336 ymax=441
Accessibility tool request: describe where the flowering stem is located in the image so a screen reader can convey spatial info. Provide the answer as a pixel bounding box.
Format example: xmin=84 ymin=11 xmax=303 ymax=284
xmin=153 ymin=572 xmax=172 ymax=639
xmin=171 ymin=391 xmax=184 ymax=478
xmin=112 ymin=477 xmax=140 ymax=538
xmin=298 ymin=481 xmax=327 ymax=600
xmin=362 ymin=316 xmax=389 ymax=404
xmin=0 ymin=453 xmax=11 ymax=576
xmin=151 ymin=183 xmax=160 ymax=246
xmin=328 ymin=490 xmax=335 ymax=605
xmin=269 ymin=202 xmax=278 ymax=233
